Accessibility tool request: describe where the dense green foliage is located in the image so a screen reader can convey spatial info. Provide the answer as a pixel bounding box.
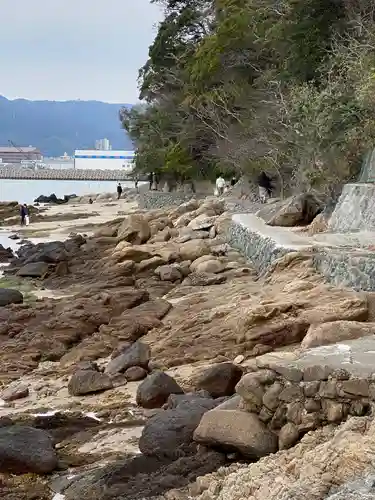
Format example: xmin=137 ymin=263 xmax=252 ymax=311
xmin=121 ymin=0 xmax=375 ymax=192
xmin=0 ymin=96 xmax=132 ymax=157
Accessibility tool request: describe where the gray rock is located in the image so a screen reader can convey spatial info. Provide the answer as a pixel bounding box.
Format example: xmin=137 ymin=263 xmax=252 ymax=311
xmin=196 ymin=363 xmax=243 ymax=398
xmin=17 ymin=262 xmax=49 ymax=278
xmin=183 ymin=272 xmax=227 ymax=287
xmin=1 ymin=383 xmax=29 ymax=402
xmin=266 ymin=193 xmax=324 ymax=227
xmin=194 ymin=410 xmax=278 ymax=458
xmin=0 ymin=426 xmax=57 ymax=474
xmin=139 ymin=397 xmax=218 ymax=458
xmin=68 ymin=370 xmax=113 ymax=396
xmin=105 ymin=341 xmax=151 ymax=376
xmin=124 ymin=366 xmax=148 ymax=381
xmin=136 ymin=371 xmax=184 ymax=409
xmin=0 ymin=288 xmax=23 ymax=307
xmin=215 ymin=395 xmax=242 ymax=410
xmin=327 ymin=474 xmax=375 ymax=499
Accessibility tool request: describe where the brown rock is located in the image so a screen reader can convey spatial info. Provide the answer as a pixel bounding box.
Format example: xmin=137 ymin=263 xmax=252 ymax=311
xmin=279 ymin=384 xmax=304 ymax=403
xmin=324 ymin=400 xmax=344 ymax=422
xmin=194 ymin=410 xmax=278 ymax=458
xmin=262 ymin=383 xmax=283 ymax=410
xmin=1 ymin=383 xmax=29 ymax=402
xmin=155 ymin=265 xmax=182 ymax=282
xmin=124 ymin=366 xmax=148 ymax=381
xmin=118 ymin=214 xmax=151 ymax=244
xmin=340 ymin=378 xmax=369 ymax=398
xmin=301 ymin=321 xmax=375 ymax=350
xmin=278 ymin=422 xmax=299 ymax=450
xmin=194 ymin=259 xmax=226 ymax=274
xmin=179 ymin=240 xmax=210 ymax=261
xmin=136 ymin=256 xmax=166 ymax=273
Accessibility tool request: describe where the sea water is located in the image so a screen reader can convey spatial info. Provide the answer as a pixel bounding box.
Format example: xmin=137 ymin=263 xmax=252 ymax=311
xmin=0 ymin=179 xmax=137 ymax=204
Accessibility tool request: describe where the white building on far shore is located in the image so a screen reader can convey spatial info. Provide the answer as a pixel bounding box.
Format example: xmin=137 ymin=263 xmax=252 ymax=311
xmin=74 ymin=150 xmax=135 ymax=172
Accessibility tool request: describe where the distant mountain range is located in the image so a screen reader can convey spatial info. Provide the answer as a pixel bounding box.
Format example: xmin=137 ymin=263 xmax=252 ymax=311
xmin=0 ymin=95 xmax=133 ymax=157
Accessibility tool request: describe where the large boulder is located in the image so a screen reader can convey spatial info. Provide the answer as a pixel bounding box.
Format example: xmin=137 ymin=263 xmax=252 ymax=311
xmin=1 ymin=382 xmax=29 ymax=402
xmin=139 ymin=395 xmax=219 ymax=458
xmin=136 ymin=371 xmax=184 ymax=409
xmin=194 ymin=409 xmax=278 ymax=458
xmin=18 ymin=241 xmax=69 ymax=264
xmin=301 ymin=321 xmax=375 ymax=350
xmin=0 ymin=244 xmax=13 ymax=262
xmin=155 ymin=264 xmax=182 ymax=282
xmin=0 ymin=288 xmax=23 ymax=307
xmin=196 ymin=363 xmax=243 ymax=398
xmin=188 ymin=215 xmax=216 ymax=231
xmin=105 ymin=341 xmax=151 ymax=376
xmin=265 ymin=193 xmax=324 ymax=227
xmin=194 ymin=259 xmax=226 ymax=274
xmin=118 ymin=214 xmax=151 ymax=244
xmin=68 ymin=369 xmax=113 ymax=396
xmin=179 ymin=240 xmax=210 ymax=261
xmin=17 ymin=262 xmax=49 ymax=278
xmin=124 ymin=366 xmax=148 ymax=381
xmin=0 ymin=426 xmax=58 ymax=474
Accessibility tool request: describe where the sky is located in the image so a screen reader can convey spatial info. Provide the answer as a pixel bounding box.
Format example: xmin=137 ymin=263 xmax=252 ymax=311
xmin=0 ymin=0 xmax=163 ymax=104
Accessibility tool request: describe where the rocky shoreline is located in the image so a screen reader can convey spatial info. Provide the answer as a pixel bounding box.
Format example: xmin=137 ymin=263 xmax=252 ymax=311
xmin=0 ymin=193 xmax=374 ymax=499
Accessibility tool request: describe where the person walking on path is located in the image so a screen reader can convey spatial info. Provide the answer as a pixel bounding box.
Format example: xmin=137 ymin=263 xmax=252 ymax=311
xmin=117 ymin=182 xmax=123 ymax=200
xmin=20 ymin=204 xmax=26 ymax=226
xmin=148 ymin=172 xmax=154 ymax=190
xmin=215 ymin=173 xmax=226 ymax=196
xmin=257 ymin=171 xmax=273 ymax=203
xmin=23 ymin=204 xmax=30 ymax=226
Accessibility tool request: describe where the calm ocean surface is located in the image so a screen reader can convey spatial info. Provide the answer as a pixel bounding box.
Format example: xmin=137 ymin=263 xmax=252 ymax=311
xmin=0 ymin=179 xmax=137 ymax=204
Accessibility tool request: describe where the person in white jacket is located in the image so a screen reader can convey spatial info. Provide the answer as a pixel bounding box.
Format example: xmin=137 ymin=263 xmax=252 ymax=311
xmin=215 ymin=174 xmax=226 ymax=196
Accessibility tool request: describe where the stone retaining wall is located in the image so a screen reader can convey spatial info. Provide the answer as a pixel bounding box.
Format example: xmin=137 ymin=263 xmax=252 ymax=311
xmin=237 ymin=362 xmax=373 ymax=450
xmin=138 ymin=191 xmax=199 ymax=210
xmin=227 ymin=213 xmax=312 ymax=274
xmin=329 ymin=183 xmax=375 ymax=232
xmin=313 ymin=248 xmax=375 ymax=291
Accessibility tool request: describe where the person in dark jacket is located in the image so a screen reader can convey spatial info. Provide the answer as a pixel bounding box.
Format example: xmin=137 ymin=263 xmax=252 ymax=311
xmin=148 ymin=172 xmax=154 ymax=190
xmin=117 ymin=182 xmax=123 ymax=200
xmin=20 ymin=204 xmax=26 ymax=225
xmin=257 ymin=171 xmax=272 ymax=203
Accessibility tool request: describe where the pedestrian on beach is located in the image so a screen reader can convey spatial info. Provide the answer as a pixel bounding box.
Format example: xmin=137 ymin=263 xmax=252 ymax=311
xmin=23 ymin=204 xmax=30 ymax=226
xmin=117 ymin=182 xmax=123 ymax=200
xmin=134 ymin=176 xmax=139 ymax=193
xmin=20 ymin=204 xmax=26 ymax=226
xmin=257 ymin=171 xmax=273 ymax=203
xmin=215 ymin=173 xmax=226 ymax=196
xmin=148 ymin=172 xmax=153 ymax=191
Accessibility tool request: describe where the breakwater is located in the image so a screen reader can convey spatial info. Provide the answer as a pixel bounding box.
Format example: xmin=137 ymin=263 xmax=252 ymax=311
xmin=0 ymin=167 xmax=137 ymax=181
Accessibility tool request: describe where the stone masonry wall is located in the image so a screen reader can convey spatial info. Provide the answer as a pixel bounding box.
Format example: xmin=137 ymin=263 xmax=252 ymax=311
xmin=313 ymin=248 xmax=375 ymax=292
xmin=237 ymin=363 xmax=373 ymax=450
xmin=329 ymin=183 xmax=375 ymax=232
xmin=227 ymin=214 xmax=310 ymax=274
xmin=138 ymin=192 xmax=199 ymax=210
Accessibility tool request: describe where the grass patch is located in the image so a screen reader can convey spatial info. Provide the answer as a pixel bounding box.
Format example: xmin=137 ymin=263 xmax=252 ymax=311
xmin=0 ymin=276 xmax=38 ymax=303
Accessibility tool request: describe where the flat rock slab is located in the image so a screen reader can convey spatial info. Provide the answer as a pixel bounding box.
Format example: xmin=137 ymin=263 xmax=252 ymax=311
xmin=257 ymin=336 xmax=375 ymax=380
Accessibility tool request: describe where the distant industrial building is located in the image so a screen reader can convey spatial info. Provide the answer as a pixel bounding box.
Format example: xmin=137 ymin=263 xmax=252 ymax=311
xmin=74 ymin=150 xmax=135 ymax=172
xmin=0 ymin=146 xmax=42 ymax=164
xmin=95 ymin=138 xmax=111 ymax=151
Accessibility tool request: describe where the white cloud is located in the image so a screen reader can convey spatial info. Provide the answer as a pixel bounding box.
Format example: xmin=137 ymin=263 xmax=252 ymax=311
xmin=0 ymin=0 xmax=163 ymax=102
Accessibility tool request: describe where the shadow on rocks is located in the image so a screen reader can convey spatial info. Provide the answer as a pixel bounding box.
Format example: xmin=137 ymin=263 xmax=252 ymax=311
xmin=61 ymin=450 xmax=226 ymax=500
